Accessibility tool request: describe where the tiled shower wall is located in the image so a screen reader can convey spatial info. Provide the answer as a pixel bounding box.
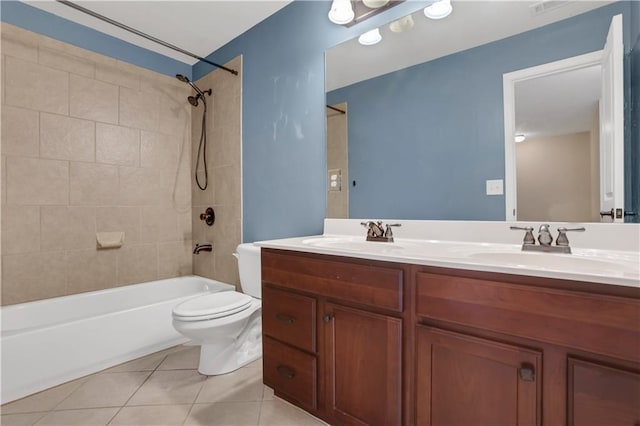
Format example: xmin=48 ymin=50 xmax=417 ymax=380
xmin=1 ymin=24 xmax=193 ymax=305
xmin=191 ymin=56 xmax=242 ymax=289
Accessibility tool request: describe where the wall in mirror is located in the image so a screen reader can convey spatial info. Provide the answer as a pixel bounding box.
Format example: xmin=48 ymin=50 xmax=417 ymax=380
xmin=326 ymin=1 xmax=638 ymax=222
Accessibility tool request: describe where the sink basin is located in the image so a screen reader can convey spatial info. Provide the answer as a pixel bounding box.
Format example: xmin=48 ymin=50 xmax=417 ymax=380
xmin=468 ymin=252 xmax=638 ymax=275
xmin=301 ymin=237 xmax=409 ymax=253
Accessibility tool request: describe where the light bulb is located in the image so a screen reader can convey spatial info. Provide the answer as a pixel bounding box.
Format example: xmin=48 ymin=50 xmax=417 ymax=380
xmin=328 ymin=0 xmax=354 ymax=25
xmin=358 ymin=28 xmax=382 ymax=46
xmin=424 ymin=0 xmax=452 ymax=20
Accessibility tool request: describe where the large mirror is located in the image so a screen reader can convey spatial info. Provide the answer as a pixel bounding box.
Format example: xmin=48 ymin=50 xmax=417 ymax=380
xmin=325 ymin=0 xmax=638 ymax=223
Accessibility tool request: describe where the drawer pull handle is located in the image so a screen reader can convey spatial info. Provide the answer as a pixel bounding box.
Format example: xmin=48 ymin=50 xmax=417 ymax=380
xmin=519 ymin=363 xmax=535 ymax=382
xmin=275 ymin=313 xmax=296 ymax=324
xmin=276 ymin=365 xmax=296 ymax=379
xmin=323 ymin=313 xmax=334 ymax=323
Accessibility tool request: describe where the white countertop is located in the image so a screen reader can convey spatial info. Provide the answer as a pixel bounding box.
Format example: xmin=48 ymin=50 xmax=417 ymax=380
xmin=254 ymin=219 xmax=640 ymax=288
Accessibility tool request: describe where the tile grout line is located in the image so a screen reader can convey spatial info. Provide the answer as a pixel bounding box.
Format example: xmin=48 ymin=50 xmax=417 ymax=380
xmin=105 ymin=352 xmax=172 ymax=425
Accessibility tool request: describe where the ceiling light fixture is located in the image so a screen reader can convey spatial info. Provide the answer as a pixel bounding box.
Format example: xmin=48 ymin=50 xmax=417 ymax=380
xmin=328 ymin=0 xmax=355 ymax=25
xmin=389 ymin=15 xmax=414 ymax=33
xmin=424 ymin=0 xmax=453 ymax=20
xmin=515 ymin=134 xmax=526 ymax=143
xmin=358 ymin=28 xmax=382 ymax=46
xmin=363 ymin=0 xmax=390 ymax=8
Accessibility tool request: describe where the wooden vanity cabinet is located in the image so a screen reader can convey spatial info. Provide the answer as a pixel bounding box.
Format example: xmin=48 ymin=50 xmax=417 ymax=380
xmin=414 ymin=268 xmax=640 ymax=426
xmin=261 ymin=248 xmax=408 ymax=426
xmin=261 ymin=248 xmax=639 ymax=426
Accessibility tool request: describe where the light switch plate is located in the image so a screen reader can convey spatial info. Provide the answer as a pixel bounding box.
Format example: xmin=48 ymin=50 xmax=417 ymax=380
xmin=486 ymin=179 xmax=504 ymax=195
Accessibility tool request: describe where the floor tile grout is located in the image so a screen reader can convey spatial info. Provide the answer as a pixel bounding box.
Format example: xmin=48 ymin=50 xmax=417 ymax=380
xmin=105 ymin=352 xmax=171 ymax=425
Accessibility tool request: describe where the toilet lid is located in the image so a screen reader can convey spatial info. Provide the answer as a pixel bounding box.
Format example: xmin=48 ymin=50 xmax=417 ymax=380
xmin=173 ymin=291 xmax=252 ymax=320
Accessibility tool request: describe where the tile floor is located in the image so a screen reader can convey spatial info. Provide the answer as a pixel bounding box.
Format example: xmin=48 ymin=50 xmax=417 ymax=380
xmin=1 ymin=345 xmax=327 ymax=426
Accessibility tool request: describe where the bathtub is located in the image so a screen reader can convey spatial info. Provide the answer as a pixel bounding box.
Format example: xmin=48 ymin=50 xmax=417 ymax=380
xmin=1 ymin=276 xmax=234 ymax=404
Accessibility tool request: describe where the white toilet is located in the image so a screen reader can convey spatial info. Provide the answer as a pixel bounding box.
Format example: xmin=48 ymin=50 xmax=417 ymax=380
xmin=172 ymin=243 xmax=262 ymax=375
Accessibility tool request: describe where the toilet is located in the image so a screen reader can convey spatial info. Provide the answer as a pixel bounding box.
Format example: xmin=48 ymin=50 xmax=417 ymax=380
xmin=172 ymin=243 xmax=262 ymax=375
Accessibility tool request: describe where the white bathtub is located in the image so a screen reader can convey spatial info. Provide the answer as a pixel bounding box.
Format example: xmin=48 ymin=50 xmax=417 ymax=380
xmin=1 ymin=276 xmax=234 ymax=404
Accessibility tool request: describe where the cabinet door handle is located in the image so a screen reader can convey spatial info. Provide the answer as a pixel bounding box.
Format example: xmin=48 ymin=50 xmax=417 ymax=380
xmin=519 ymin=363 xmax=535 ymax=382
xmin=276 ymin=365 xmax=296 ymax=379
xmin=275 ymin=313 xmax=296 ymax=324
xmin=323 ymin=313 xmax=334 ymax=323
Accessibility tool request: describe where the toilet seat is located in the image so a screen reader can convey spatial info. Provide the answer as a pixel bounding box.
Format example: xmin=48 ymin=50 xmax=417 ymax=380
xmin=173 ymin=292 xmax=253 ymax=322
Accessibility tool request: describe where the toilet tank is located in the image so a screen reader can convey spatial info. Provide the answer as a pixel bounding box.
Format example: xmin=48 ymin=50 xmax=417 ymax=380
xmin=235 ymin=243 xmax=262 ymax=298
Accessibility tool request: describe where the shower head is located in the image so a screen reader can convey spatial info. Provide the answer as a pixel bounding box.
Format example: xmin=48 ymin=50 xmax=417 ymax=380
xmin=176 ymin=74 xmax=211 ymax=107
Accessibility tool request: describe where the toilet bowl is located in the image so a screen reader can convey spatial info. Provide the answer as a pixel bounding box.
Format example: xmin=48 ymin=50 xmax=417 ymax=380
xmin=172 ymin=243 xmax=262 ymax=375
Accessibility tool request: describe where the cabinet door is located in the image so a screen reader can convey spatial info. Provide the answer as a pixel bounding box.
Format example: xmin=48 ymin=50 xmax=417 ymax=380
xmin=324 ymin=303 xmax=402 ymax=426
xmin=416 ymin=326 xmax=541 ymax=426
xmin=568 ymin=358 xmax=640 ymax=426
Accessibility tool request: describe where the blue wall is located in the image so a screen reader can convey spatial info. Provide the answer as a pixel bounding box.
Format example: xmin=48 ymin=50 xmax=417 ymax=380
xmin=631 ymin=1 xmax=640 ymax=222
xmin=328 ymin=2 xmax=634 ymax=221
xmin=193 ymin=1 xmax=424 ymax=241
xmin=0 ymin=0 xmax=191 ymax=79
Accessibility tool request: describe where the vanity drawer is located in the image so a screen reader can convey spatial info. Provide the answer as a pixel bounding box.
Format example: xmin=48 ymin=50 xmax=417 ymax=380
xmin=263 ymin=337 xmax=317 ymax=411
xmin=262 ymin=249 xmax=404 ymax=312
xmin=415 ymin=272 xmax=640 ymax=362
xmin=262 ymin=286 xmax=316 ymax=353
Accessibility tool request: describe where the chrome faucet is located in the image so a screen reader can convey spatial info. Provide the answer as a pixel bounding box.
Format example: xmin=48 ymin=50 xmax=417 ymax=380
xmin=360 ymin=221 xmax=401 ymax=242
xmin=193 ymin=243 xmax=212 ymax=254
xmin=537 ymin=224 xmax=553 ymax=246
xmin=510 ymin=225 xmax=585 ymax=254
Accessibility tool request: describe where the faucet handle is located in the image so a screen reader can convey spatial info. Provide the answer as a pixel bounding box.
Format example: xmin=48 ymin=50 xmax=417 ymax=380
xmin=510 ymin=226 xmax=535 ymax=245
xmin=384 ymin=223 xmax=401 ymax=238
xmin=556 ymin=227 xmax=586 ymax=246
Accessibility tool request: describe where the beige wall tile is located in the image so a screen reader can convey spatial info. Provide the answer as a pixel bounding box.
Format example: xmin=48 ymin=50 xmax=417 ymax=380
xmin=158 ymin=241 xmax=192 ymax=279
xmin=96 ymin=61 xmax=140 ymax=90
xmin=1 ymin=105 xmax=39 ymax=157
xmin=158 ymin=89 xmax=191 ymax=137
xmin=2 ymin=156 xmax=7 ymax=205
xmin=213 ymin=165 xmax=241 ymax=206
xmin=66 ymin=249 xmax=117 ymax=294
xmin=40 ymin=113 xmax=95 ymax=162
xmin=1 ymin=26 xmax=38 ymax=62
xmin=38 ymin=47 xmax=95 ymax=78
xmin=1 ymin=205 xmax=40 ymax=254
xmin=116 ymin=244 xmax=158 ymax=286
xmin=193 ymin=253 xmax=214 ymax=279
xmin=215 ymin=253 xmax=240 ymax=289
xmin=140 ymin=131 xmax=178 ymax=169
xmin=118 ymin=167 xmax=162 ymax=205
xmin=70 ymin=162 xmax=118 ymax=205
xmin=96 ymin=123 xmax=140 ymax=166
xmin=6 ymin=157 xmax=68 ymax=205
xmin=41 ymin=206 xmax=96 ymax=251
xmin=139 ymin=206 xmax=185 ymax=243
xmin=119 ymin=87 xmax=160 ymax=131
xmin=69 ymin=74 xmax=118 ymax=124
xmin=96 ymin=206 xmax=140 ymax=244
xmin=2 ymin=251 xmax=67 ymax=305
xmin=5 ymin=56 xmax=69 ymax=114
xmin=192 ymin=184 xmax=214 ymax=206
xmin=212 ymin=127 xmax=241 ymax=168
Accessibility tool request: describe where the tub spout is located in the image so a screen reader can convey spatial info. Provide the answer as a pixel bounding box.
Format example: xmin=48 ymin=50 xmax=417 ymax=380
xmin=193 ymin=243 xmax=212 ymax=254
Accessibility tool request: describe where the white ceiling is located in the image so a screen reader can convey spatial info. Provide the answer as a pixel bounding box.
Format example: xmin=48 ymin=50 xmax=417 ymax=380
xmin=515 ymin=65 xmax=601 ymax=139
xmin=22 ymin=0 xmax=293 ymax=65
